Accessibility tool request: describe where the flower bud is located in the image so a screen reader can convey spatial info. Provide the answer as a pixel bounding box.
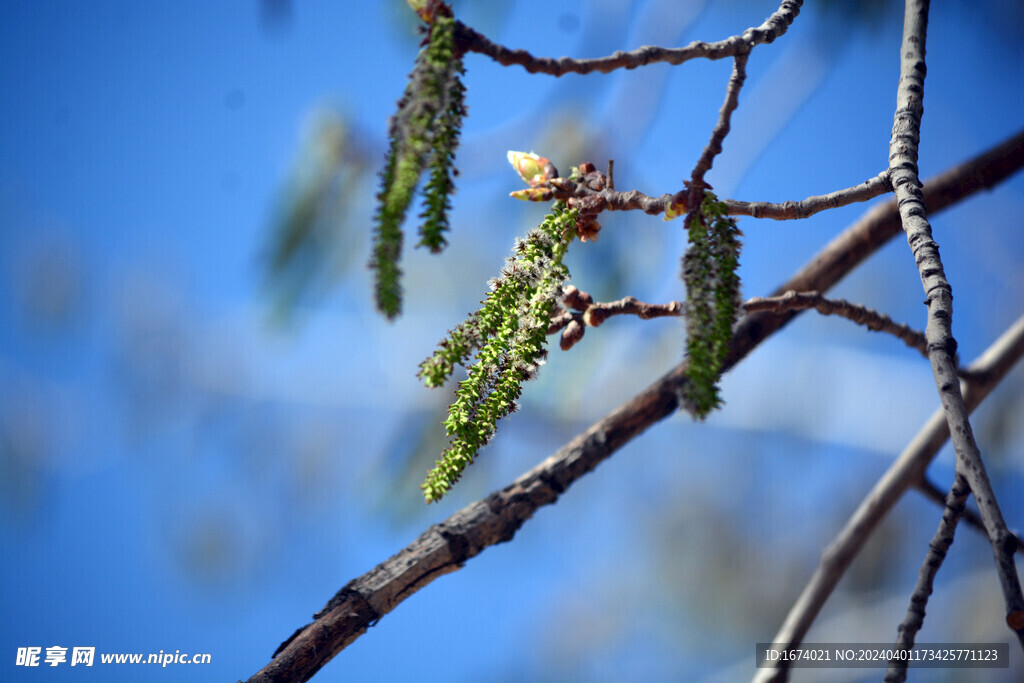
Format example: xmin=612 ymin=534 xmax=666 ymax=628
xmin=583 ymin=306 xmax=609 ymax=327
xmin=507 ymin=150 xmax=552 ymax=187
xmin=664 ymin=190 xmax=687 ymax=221
xmin=405 ymin=0 xmax=436 ymax=22
xmin=561 ymin=285 xmax=593 ymax=311
xmin=509 ymin=187 xmax=553 ymax=201
xmin=560 ymin=320 xmax=584 ymax=351
xmin=573 ymin=214 xmax=601 ymax=242
xmin=584 ymin=171 xmax=606 ymax=191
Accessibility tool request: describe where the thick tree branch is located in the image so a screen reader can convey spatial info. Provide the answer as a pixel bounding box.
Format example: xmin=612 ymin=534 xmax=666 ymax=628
xmin=887 ymin=0 xmax=1024 ymax=655
xmin=754 ymin=314 xmax=1024 ymax=683
xmin=454 ymin=1 xmax=802 ymax=76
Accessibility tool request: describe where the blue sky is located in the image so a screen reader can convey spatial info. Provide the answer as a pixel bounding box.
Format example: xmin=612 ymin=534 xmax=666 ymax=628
xmin=2 ymin=1 xmax=1023 ymax=681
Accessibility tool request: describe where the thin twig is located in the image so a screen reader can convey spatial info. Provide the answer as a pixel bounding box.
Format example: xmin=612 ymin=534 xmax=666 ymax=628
xmin=554 ymin=287 xmax=932 ymax=364
xmin=915 ymin=477 xmax=1024 ymax=554
xmin=754 ymin=314 xmax=1024 ymax=683
xmin=888 ymin=0 xmax=1024 ymax=653
xmin=453 ymin=1 xmax=802 ymax=76
xmin=679 ymin=51 xmax=751 ymax=231
xmin=886 ymin=472 xmax=972 ymax=683
xmin=245 ymin=132 xmax=1024 ymax=683
xmin=744 ymin=291 xmax=928 ymax=358
xmin=555 ymin=289 xmax=927 ymax=360
xmin=545 ymin=171 xmax=891 ymax=220
xmin=691 ymin=52 xmax=749 ymax=190
xmin=548 ymin=287 xmax=683 ymax=350
xmin=727 ymin=171 xmax=892 ymax=219
xmin=585 ymin=296 xmax=683 ymax=324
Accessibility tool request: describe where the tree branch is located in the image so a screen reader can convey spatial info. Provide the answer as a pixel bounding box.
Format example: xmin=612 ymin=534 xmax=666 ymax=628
xmin=916 ymin=477 xmax=1024 ymax=554
xmin=548 ymin=287 xmax=683 ymax=350
xmin=744 ymin=290 xmax=929 ymax=359
xmin=546 ymin=170 xmax=892 ymax=220
xmin=454 ymin=1 xmax=802 ymax=76
xmin=887 ymin=0 xmax=1024 ymax=653
xmin=887 ymin=472 xmax=972 ymax=683
xmin=691 ymin=52 xmax=749 ymax=189
xmin=555 ymin=289 xmax=933 ymax=361
xmin=727 ymin=171 xmax=892 ymax=219
xmin=245 ymin=130 xmax=1024 ymax=683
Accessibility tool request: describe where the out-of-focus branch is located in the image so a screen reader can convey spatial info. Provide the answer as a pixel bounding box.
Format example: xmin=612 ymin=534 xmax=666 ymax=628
xmin=245 ymin=130 xmax=1024 ymax=683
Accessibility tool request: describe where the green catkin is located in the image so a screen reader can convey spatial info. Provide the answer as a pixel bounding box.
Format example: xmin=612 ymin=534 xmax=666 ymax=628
xmin=371 ymin=14 xmax=466 ymax=318
xmin=681 ymin=192 xmax=743 ymax=419
xmin=419 ymin=206 xmax=576 ymax=502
